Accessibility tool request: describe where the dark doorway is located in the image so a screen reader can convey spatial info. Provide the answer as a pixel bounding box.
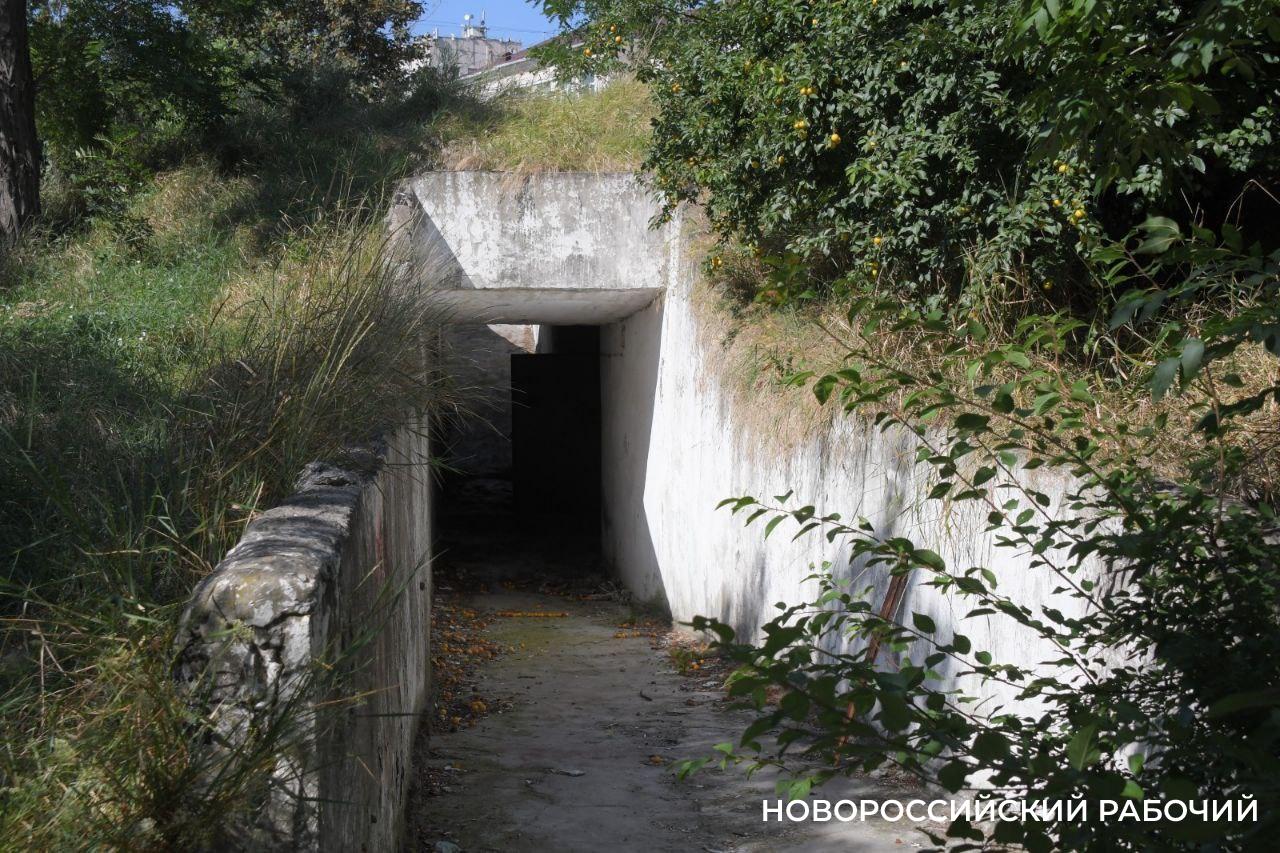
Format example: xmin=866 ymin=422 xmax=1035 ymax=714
xmin=511 ymin=326 xmax=601 ymax=542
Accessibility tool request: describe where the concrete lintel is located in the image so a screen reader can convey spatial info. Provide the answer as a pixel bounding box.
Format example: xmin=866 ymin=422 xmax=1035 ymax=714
xmin=390 ymin=172 xmax=681 ymax=326
xmin=428 ymin=287 xmax=661 ymax=325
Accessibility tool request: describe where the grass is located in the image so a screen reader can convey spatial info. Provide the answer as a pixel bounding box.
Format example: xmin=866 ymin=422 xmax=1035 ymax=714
xmin=692 ymin=240 xmax=1280 ymax=499
xmin=17 ymin=62 xmax=1268 ymax=846
xmin=0 ymin=70 xmax=660 ymax=846
xmin=431 ymin=77 xmax=654 ymax=172
xmin=0 ymin=73 xmax=461 ymax=847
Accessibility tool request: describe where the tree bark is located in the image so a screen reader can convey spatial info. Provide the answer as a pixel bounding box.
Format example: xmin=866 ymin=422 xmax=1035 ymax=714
xmin=0 ymin=0 xmax=38 ymax=244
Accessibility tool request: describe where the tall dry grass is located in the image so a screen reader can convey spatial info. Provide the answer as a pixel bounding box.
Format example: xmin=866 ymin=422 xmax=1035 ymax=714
xmin=0 ymin=190 xmax=450 ymax=849
xmin=432 ymin=77 xmax=654 ymax=173
xmin=694 ymin=239 xmax=1280 ymax=496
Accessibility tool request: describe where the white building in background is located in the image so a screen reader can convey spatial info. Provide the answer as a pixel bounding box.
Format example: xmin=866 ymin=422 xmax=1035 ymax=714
xmin=423 ymin=14 xmax=522 ymax=78
xmin=460 ymin=33 xmax=623 ymax=99
xmin=413 ymin=13 xmax=617 ymax=98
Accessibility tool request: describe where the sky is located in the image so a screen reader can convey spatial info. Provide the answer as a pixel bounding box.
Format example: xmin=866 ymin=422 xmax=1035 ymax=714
xmin=412 ymin=0 xmax=562 ymax=47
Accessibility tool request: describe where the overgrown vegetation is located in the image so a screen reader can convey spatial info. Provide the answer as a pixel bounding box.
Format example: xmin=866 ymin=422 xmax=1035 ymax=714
xmin=691 ymin=288 xmax=1279 ymax=849
xmin=27 ymin=0 xmax=425 ymax=222
xmin=544 ymin=0 xmax=1278 ymax=314
xmin=431 ymin=76 xmax=653 ymax=172
xmin=0 ymin=21 xmax=465 ymax=843
xmin=541 ymin=0 xmax=1280 ymax=848
xmin=0 ymin=52 xmax=663 ymax=841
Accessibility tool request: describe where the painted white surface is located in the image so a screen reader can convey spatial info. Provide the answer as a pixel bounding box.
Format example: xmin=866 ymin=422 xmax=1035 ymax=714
xmin=402 ymin=169 xmax=1100 ymax=718
xmin=398 ymin=171 xmax=675 ymax=291
xmin=429 ymin=287 xmax=659 ymax=324
xmin=599 ymin=233 xmax=1099 ymax=717
xmin=463 ymin=62 xmax=615 ymax=99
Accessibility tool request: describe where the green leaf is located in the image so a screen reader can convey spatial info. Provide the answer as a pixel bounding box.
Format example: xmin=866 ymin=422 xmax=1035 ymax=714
xmin=1135 ymin=216 xmax=1181 ymax=254
xmin=878 ymin=693 xmax=911 ymax=731
xmin=1180 ymin=338 xmax=1205 ymax=382
xmin=912 ymin=612 xmax=937 ymax=633
xmin=954 ymin=413 xmax=990 ymax=432
xmin=971 ymin=731 xmax=1009 ymax=761
xmin=1032 ymin=392 xmax=1060 ymax=415
xmin=1066 ymin=722 xmax=1098 ymax=770
xmin=1151 ymin=357 xmax=1179 ymax=400
xmin=1004 ymin=350 xmax=1032 ymax=369
xmin=777 ymin=776 xmax=812 ymax=801
xmin=912 ymin=549 xmax=946 ymax=571
xmin=813 ymin=374 xmax=838 ymax=404
xmin=937 ymin=760 xmax=968 ymax=792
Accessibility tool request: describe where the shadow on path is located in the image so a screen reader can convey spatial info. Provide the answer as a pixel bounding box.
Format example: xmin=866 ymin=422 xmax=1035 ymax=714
xmin=404 ymin=588 xmax=939 ymax=852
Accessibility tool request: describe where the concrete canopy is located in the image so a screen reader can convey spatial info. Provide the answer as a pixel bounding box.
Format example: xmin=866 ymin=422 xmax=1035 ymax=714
xmin=389 ymin=172 xmax=678 ymax=324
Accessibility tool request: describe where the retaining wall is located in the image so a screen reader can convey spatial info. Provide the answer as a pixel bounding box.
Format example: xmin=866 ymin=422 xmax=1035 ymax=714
xmin=174 ymin=421 xmax=433 ymax=851
xmin=599 ymin=237 xmax=1099 ymax=716
xmin=388 ymin=168 xmax=1102 ymax=719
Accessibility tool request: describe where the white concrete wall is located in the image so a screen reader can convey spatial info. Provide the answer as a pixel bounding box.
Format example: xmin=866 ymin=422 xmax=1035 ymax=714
xmin=463 ymin=60 xmax=614 ymax=99
xmin=399 ymin=168 xmax=1100 ymax=719
xmin=599 ymin=244 xmax=1099 ymax=716
xmin=390 ymin=172 xmax=672 ymax=325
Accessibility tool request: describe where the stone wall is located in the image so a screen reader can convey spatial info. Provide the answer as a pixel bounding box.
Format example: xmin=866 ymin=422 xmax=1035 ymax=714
xmin=174 ymin=420 xmax=434 ymax=851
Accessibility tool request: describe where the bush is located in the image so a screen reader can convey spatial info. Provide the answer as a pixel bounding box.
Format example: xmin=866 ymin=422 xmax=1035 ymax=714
xmin=28 ymin=0 xmax=429 ymax=221
xmin=0 ymin=220 xmax=447 ymax=845
xmin=538 ymin=0 xmax=1280 ymax=311
xmin=679 ymin=234 xmax=1280 ymax=850
xmin=0 ymin=62 xmax=453 ymax=839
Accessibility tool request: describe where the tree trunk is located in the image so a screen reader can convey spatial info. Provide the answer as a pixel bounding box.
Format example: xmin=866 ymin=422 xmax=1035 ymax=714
xmin=0 ymin=0 xmax=38 ymax=244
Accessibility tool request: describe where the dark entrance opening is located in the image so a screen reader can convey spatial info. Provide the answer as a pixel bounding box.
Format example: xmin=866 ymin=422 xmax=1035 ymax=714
xmin=511 ymin=326 xmax=601 ymax=542
xmin=436 ymin=324 xmax=603 ymax=584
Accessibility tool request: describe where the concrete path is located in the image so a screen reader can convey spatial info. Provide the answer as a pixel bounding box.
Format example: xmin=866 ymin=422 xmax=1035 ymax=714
xmin=405 ymin=589 xmax=939 ymax=852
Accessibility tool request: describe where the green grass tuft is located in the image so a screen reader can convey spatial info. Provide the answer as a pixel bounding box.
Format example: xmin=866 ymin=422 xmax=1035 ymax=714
xmin=0 ymin=75 xmax=455 ymax=848
xmin=432 ymin=77 xmax=654 ymax=173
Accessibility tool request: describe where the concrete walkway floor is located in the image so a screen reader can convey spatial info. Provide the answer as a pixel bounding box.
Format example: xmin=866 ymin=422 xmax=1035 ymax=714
xmin=404 ymin=589 xmax=940 ymax=852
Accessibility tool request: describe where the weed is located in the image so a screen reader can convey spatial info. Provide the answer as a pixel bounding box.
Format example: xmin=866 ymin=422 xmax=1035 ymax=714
xmin=432 ymin=77 xmax=654 ymax=173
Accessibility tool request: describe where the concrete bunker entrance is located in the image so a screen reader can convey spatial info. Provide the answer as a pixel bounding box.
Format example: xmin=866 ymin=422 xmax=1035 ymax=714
xmin=439 ymin=320 xmax=610 ymax=583
xmin=393 ymin=170 xmax=676 ymax=597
